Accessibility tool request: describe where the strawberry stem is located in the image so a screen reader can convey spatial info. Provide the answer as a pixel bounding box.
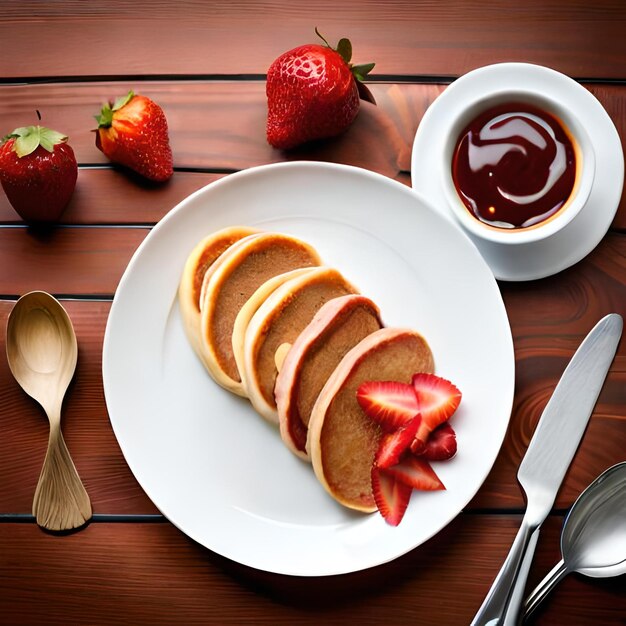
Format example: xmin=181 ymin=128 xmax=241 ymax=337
xmin=314 ymin=27 xmax=332 ymax=49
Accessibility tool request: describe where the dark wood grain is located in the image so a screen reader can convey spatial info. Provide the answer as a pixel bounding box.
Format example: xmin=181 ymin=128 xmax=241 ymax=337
xmin=0 ymin=515 xmax=623 ymax=625
xmin=1 ymin=1 xmax=626 ymax=80
xmin=0 ymin=170 xmax=226 ymax=225
xmin=0 ymin=82 xmax=425 ymax=181
xmin=1 ymin=82 xmax=624 ymax=228
xmin=0 ymin=227 xmax=147 ymax=296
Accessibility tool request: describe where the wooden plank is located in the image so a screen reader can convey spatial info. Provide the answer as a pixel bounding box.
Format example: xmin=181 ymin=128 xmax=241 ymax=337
xmin=0 ymin=227 xmax=147 ymax=296
xmin=0 ymin=171 xmax=412 ymax=225
xmin=0 ymin=170 xmax=226 ymax=225
xmin=1 ymin=82 xmax=624 ymax=228
xmin=0 ymin=82 xmax=423 ymax=181
xmin=1 ymin=1 xmax=626 ymax=79
xmin=0 ymin=515 xmax=623 ymax=625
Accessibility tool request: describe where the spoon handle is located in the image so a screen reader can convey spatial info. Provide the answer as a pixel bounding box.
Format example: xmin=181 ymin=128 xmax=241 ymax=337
xmin=33 ymin=424 xmax=92 ymax=531
xmin=522 ymin=559 xmax=569 ymax=620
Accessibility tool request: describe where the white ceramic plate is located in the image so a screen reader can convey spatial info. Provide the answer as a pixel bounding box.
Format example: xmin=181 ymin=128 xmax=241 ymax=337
xmin=411 ymin=62 xmax=624 ymax=282
xmin=103 ymin=162 xmax=514 ymax=576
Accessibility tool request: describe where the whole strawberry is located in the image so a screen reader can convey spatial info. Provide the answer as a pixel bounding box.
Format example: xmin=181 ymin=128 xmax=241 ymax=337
xmin=95 ymin=91 xmax=173 ymax=182
xmin=0 ymin=126 xmax=78 ymax=223
xmin=266 ymin=29 xmax=375 ymax=149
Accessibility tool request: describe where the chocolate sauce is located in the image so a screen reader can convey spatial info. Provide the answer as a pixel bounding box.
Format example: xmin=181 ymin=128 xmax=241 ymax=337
xmin=452 ymin=102 xmax=577 ymax=229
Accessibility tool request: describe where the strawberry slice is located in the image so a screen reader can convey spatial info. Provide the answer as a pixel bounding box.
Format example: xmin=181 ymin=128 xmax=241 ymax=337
xmin=411 ymin=373 xmax=462 ymax=451
xmin=371 ymin=466 xmax=413 ymax=526
xmin=356 ymin=380 xmax=418 ymax=432
xmin=384 ymin=456 xmax=446 ymax=491
xmin=420 ymin=422 xmax=457 ymax=461
xmin=375 ymin=414 xmax=421 ymax=469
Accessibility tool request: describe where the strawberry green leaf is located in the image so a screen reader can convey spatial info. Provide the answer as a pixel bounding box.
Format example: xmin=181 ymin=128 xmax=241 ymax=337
xmin=336 ymin=38 xmax=352 ymax=64
xmin=38 ymin=127 xmax=67 ymax=152
xmin=95 ymin=104 xmax=114 ymax=128
xmin=357 ymin=81 xmax=377 ymax=105
xmin=9 ymin=126 xmax=67 ymax=157
xmin=14 ymin=130 xmax=40 ymax=157
xmin=112 ymin=91 xmax=134 ymax=112
xmin=96 ymin=91 xmax=134 ymax=128
xmin=351 ymin=62 xmax=375 ymax=81
xmin=10 ymin=127 xmax=32 ymax=138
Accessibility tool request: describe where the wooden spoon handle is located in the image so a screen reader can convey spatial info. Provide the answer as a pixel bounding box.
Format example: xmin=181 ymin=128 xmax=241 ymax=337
xmin=32 ymin=427 xmax=92 ymax=531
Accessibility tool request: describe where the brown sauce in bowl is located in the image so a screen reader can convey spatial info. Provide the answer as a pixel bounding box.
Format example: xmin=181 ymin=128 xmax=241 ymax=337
xmin=452 ymin=102 xmax=577 ymax=229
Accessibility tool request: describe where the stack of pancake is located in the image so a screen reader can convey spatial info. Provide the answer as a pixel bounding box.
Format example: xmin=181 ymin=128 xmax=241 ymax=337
xmin=179 ymin=226 xmax=435 ymax=514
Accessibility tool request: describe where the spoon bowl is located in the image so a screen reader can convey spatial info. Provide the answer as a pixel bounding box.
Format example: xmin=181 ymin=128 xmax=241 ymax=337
xmin=523 ymin=461 xmax=626 ymax=619
xmin=6 ymin=291 xmax=91 ymax=531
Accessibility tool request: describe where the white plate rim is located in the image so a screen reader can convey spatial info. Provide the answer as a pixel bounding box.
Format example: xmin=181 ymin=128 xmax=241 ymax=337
xmin=102 ymin=161 xmax=515 ymax=576
xmin=411 ymin=62 xmax=624 ymax=282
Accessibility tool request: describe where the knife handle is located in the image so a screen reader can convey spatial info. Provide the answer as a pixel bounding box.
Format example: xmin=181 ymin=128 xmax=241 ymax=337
xmin=470 ymin=514 xmax=539 ymax=626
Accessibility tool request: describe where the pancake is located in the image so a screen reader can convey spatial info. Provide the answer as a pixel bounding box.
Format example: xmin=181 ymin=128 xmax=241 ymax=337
xmin=275 ymin=295 xmax=382 ymax=460
xmin=231 ymin=267 xmax=318 ymax=391
xmin=243 ymin=267 xmax=358 ymax=423
xmin=307 ymin=328 xmax=434 ymax=512
xmin=178 ymin=226 xmax=259 ymax=368
xmin=199 ymin=232 xmax=322 ymax=395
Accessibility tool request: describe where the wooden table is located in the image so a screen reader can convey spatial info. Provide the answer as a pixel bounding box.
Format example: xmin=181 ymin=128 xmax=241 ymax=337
xmin=1 ymin=2 xmax=625 ymax=624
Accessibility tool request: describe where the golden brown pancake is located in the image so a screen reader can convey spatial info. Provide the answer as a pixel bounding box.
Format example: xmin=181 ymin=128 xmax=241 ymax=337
xmin=231 ymin=267 xmax=318 ymax=392
xmin=178 ymin=226 xmax=259 ymax=368
xmin=275 ymin=295 xmax=382 ymax=460
xmin=199 ymin=232 xmax=322 ymax=395
xmin=307 ymin=328 xmax=434 ymax=512
xmin=243 ymin=267 xmax=358 ymax=423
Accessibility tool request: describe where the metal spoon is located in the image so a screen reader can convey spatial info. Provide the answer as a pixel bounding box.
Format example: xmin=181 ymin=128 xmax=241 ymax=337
xmin=6 ymin=291 xmax=91 ymax=531
xmin=523 ymin=461 xmax=626 ymax=620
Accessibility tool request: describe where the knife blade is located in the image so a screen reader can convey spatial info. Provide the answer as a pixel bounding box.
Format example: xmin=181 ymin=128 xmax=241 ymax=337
xmin=471 ymin=313 xmax=623 ymax=626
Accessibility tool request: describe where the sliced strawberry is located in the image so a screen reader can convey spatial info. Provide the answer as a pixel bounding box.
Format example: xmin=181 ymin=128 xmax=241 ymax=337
xmin=411 ymin=373 xmax=462 ymax=449
xmin=384 ymin=456 xmax=446 ymax=491
xmin=375 ymin=414 xmax=421 ymax=469
xmin=356 ymin=380 xmax=418 ymax=432
xmin=420 ymin=422 xmax=457 ymax=461
xmin=371 ymin=466 xmax=413 ymax=526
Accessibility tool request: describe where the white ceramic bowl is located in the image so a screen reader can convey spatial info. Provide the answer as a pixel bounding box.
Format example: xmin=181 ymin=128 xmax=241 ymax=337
xmin=441 ymin=89 xmax=596 ymax=245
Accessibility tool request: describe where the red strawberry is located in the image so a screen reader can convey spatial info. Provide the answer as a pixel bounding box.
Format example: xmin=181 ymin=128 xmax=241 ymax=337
xmin=384 ymin=456 xmax=446 ymax=491
xmin=0 ymin=126 xmax=77 ymax=223
xmin=411 ymin=374 xmax=462 ymax=452
xmin=94 ymin=91 xmax=173 ymax=182
xmin=356 ymin=380 xmax=419 ymax=432
xmin=420 ymin=422 xmax=457 ymax=461
xmin=266 ymin=28 xmax=375 ymax=149
xmin=371 ymin=466 xmax=413 ymax=526
xmin=375 ymin=414 xmax=421 ymax=469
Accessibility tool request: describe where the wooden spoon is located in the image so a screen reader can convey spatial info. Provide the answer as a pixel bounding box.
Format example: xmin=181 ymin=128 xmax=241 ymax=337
xmin=6 ymin=291 xmax=91 ymax=531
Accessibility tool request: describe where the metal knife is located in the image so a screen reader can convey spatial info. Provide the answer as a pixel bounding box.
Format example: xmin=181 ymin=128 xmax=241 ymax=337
xmin=471 ymin=313 xmax=623 ymax=626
